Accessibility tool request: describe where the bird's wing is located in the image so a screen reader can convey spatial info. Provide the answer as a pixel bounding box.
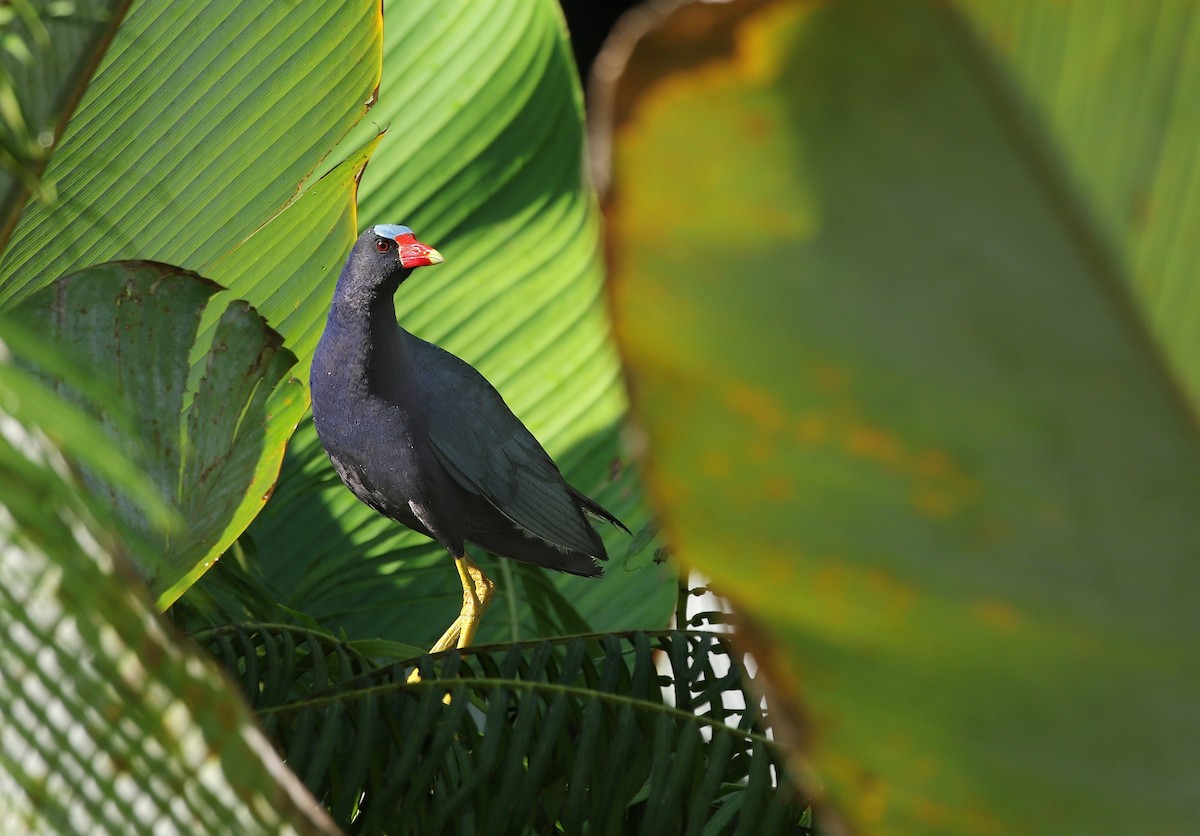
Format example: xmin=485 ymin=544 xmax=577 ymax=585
xmin=410 ymin=336 xmax=603 ymax=556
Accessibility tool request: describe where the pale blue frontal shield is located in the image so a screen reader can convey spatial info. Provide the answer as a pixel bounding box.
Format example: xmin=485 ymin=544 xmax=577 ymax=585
xmin=372 ymin=224 xmax=414 ymax=239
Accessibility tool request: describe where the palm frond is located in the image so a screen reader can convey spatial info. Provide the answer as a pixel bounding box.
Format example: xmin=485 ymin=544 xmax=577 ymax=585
xmin=194 ymin=625 xmax=812 ymax=835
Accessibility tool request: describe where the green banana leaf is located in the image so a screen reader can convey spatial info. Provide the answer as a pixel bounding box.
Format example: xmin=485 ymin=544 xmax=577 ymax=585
xmin=958 ymin=0 xmax=1200 ymax=402
xmin=0 ymin=0 xmax=127 ymax=221
xmin=0 ymin=2 xmax=381 ymax=305
xmin=12 ymin=261 xmax=306 ymax=609
xmin=0 ymin=324 xmax=334 ymax=834
xmin=231 ymin=0 xmax=676 ymax=648
xmin=599 ymin=0 xmax=1200 ymax=833
xmin=0 ymin=0 xmax=384 ymax=603
xmin=0 ymin=0 xmax=381 ymax=826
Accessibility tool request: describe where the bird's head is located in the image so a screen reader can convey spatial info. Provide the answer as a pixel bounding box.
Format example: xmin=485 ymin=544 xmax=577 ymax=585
xmin=343 ymin=224 xmax=444 ymax=295
xmin=368 ymin=224 xmax=444 ymax=270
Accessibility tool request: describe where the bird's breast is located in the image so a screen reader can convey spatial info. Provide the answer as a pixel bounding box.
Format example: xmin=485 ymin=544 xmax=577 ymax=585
xmin=315 ymin=394 xmax=430 ymax=501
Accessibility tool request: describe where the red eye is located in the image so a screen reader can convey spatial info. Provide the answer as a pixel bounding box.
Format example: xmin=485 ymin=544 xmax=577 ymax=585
xmin=376 ymin=239 xmax=390 ymax=253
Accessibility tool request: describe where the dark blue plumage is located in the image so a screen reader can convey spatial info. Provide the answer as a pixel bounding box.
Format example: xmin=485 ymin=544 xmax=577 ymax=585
xmin=310 ymin=225 xmax=626 ymax=651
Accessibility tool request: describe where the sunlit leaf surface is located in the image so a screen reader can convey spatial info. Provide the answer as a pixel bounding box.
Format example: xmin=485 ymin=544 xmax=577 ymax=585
xmin=0 ymin=339 xmax=334 ymax=835
xmin=0 ymin=0 xmax=129 ymax=233
xmin=0 ymin=1 xmax=384 ymax=823
xmin=0 ymin=0 xmax=382 ymax=308
xmin=238 ymin=0 xmax=676 ymax=648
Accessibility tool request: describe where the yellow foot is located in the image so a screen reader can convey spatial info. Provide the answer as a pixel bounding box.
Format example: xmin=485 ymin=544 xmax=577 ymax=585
xmin=406 ymin=554 xmax=496 ymax=699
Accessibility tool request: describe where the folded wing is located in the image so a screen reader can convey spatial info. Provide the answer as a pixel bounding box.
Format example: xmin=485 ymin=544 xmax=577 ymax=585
xmin=411 ymin=336 xmax=606 ymax=557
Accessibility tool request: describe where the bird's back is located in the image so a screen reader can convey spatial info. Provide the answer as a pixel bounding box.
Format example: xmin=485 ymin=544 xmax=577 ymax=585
xmin=407 ymin=333 xmax=612 ymax=575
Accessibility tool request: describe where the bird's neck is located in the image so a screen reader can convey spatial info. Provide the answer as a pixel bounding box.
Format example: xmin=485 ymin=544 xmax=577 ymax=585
xmin=321 ymin=283 xmax=413 ymax=387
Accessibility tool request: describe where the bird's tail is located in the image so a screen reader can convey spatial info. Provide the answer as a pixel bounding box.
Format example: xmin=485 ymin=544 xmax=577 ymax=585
xmin=569 ymin=486 xmax=632 ymax=535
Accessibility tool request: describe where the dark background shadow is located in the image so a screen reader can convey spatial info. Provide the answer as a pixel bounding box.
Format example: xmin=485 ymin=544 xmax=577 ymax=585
xmin=562 ymin=1 xmax=639 ymax=84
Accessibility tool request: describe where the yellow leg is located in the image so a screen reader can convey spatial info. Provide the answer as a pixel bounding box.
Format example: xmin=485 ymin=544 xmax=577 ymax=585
xmin=407 ymin=553 xmax=496 ymax=684
xmin=452 ymin=553 xmax=496 ymax=648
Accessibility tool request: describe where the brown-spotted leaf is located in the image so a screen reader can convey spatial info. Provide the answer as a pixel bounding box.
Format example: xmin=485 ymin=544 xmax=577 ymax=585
xmin=600 ymin=1 xmax=1200 ymax=832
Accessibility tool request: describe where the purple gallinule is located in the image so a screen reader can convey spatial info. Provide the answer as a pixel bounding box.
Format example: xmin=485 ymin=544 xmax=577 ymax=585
xmin=311 ymin=225 xmax=627 ymax=655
